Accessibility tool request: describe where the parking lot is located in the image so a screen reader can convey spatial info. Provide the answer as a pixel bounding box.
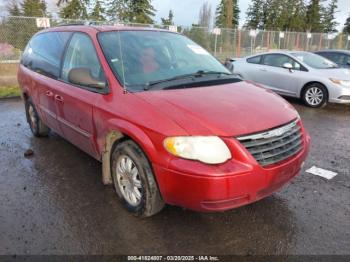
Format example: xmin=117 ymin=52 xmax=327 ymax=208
xmin=0 ymin=97 xmax=349 ymax=255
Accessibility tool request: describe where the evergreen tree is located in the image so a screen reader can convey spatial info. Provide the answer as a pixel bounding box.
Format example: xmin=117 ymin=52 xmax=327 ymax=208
xmin=215 ymin=0 xmax=240 ymax=28
xmin=305 ymin=0 xmax=324 ymax=32
xmin=161 ymin=10 xmax=174 ymax=26
xmin=59 ymin=0 xmax=88 ymax=19
xmin=246 ymin=0 xmax=306 ymax=31
xmin=262 ymin=0 xmax=303 ymax=31
xmin=8 ymin=0 xmax=22 ymax=16
xmin=127 ymin=0 xmax=156 ymax=24
xmin=322 ymin=0 xmax=338 ymax=32
xmin=344 ymin=14 xmax=350 ymax=34
xmin=106 ymin=0 xmax=129 ymax=21
xmin=233 ymin=0 xmax=240 ymax=27
xmin=215 ymin=1 xmax=225 ymax=27
xmin=245 ymin=0 xmax=264 ymax=29
xmin=21 ymin=0 xmax=47 ymax=17
xmin=5 ymin=1 xmax=24 ymax=49
xmin=57 ymin=0 xmax=69 ymax=6
xmin=263 ymin=0 xmax=283 ymax=30
xmin=90 ymin=0 xmax=106 ymax=21
xmin=286 ymin=0 xmax=306 ymax=31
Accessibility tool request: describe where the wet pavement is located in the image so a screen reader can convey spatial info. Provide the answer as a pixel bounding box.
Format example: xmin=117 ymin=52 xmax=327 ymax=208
xmin=0 ymin=98 xmax=349 ymax=255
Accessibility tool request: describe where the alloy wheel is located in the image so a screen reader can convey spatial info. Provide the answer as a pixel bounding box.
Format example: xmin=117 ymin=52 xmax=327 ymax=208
xmin=115 ymin=155 xmax=143 ymax=206
xmin=305 ymin=86 xmax=324 ymax=106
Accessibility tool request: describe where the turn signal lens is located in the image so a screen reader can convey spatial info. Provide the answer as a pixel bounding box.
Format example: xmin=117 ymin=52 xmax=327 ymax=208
xmin=330 ymin=78 xmax=350 ymax=87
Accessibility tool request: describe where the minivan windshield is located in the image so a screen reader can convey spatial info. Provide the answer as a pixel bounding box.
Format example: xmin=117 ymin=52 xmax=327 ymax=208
xmin=98 ymin=30 xmax=232 ymax=91
xmin=291 ymin=52 xmax=338 ymax=69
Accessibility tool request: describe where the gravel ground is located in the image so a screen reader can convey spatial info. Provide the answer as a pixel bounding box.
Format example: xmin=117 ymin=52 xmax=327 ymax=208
xmin=0 ymin=98 xmax=349 ymax=255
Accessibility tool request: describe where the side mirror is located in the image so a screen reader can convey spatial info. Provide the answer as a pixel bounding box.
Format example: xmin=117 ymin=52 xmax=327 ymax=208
xmin=282 ymin=63 xmax=293 ymax=70
xmin=68 ymin=68 xmax=106 ymax=89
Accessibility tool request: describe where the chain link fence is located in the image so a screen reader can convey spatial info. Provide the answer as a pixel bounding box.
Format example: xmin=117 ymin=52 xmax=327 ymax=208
xmin=1 ymin=16 xmax=350 ymax=88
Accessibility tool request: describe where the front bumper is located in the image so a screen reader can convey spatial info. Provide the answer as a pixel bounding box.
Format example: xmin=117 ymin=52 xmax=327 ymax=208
xmin=154 ymin=131 xmax=310 ymax=212
xmin=329 ymin=84 xmax=350 ymax=104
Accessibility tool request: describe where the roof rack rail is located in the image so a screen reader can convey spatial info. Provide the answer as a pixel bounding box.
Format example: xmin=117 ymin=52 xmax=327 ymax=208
xmin=56 ymin=22 xmax=87 ymax=27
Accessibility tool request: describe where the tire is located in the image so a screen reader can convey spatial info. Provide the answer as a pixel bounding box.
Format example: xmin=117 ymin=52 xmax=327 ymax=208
xmin=25 ymin=98 xmax=49 ymax=137
xmin=302 ymin=83 xmax=328 ymax=108
xmin=111 ymin=140 xmax=164 ymax=217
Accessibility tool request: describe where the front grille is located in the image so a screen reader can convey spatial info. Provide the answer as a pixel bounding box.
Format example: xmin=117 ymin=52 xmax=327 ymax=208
xmin=237 ymin=120 xmax=303 ymax=167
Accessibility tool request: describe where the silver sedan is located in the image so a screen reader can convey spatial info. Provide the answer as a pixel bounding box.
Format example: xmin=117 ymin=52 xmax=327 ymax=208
xmin=229 ymin=51 xmax=350 ymax=108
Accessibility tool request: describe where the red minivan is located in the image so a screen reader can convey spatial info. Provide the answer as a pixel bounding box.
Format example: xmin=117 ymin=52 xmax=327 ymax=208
xmin=18 ymin=25 xmax=310 ymax=217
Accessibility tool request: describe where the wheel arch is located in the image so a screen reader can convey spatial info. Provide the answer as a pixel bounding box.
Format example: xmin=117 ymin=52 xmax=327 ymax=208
xmin=300 ymin=81 xmax=329 ymax=100
xmin=22 ymin=91 xmax=29 ymax=101
xmin=101 ymin=119 xmax=157 ymax=185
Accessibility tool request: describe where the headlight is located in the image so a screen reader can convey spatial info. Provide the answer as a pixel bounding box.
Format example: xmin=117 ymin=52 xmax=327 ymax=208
xmin=163 ymin=136 xmax=231 ymax=164
xmin=330 ymin=78 xmax=350 ymax=87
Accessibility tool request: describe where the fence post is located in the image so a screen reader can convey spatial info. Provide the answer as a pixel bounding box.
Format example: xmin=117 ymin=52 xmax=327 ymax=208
xmin=337 ymin=33 xmax=342 ymax=49
xmin=236 ymin=29 xmax=241 ymax=57
xmin=318 ymin=34 xmax=323 ymax=50
xmin=214 ymin=33 xmax=218 ymax=57
xmin=296 ymin=33 xmax=300 ymax=50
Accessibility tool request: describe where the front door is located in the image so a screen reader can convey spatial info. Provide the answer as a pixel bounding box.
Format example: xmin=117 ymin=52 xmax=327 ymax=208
xmin=260 ymin=54 xmax=304 ymax=96
xmin=55 ymin=32 xmax=107 ymax=159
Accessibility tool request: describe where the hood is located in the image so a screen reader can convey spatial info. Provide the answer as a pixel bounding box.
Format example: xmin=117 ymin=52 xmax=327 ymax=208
xmin=314 ymin=68 xmax=350 ymax=80
xmin=135 ymin=81 xmax=299 ymax=137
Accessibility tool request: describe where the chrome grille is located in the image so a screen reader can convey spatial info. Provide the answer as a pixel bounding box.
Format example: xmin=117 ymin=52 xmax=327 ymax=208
xmin=237 ymin=120 xmax=303 ymax=167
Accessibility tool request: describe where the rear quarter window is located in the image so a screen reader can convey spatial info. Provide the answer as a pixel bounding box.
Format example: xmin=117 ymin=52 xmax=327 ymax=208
xmin=247 ymin=55 xmax=262 ymax=64
xmin=22 ymin=32 xmax=72 ymax=79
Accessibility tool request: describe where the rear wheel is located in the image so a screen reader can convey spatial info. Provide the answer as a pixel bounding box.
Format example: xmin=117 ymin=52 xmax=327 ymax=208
xmin=111 ymin=140 xmax=164 ymax=217
xmin=302 ymin=83 xmax=327 ymax=108
xmin=25 ymin=98 xmax=49 ymax=137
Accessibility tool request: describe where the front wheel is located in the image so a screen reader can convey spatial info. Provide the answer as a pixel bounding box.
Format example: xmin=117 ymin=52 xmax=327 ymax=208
xmin=111 ymin=140 xmax=164 ymax=217
xmin=302 ymin=84 xmax=328 ymax=108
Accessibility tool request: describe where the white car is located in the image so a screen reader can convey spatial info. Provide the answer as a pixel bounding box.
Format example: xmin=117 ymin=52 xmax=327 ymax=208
xmin=228 ymin=51 xmax=350 ymax=107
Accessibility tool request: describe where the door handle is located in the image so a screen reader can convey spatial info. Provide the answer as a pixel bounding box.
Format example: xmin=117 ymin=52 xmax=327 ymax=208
xmin=55 ymin=95 xmax=64 ymax=103
xmin=45 ymin=90 xmax=54 ymax=97
xmin=260 ymin=68 xmax=267 ymax=72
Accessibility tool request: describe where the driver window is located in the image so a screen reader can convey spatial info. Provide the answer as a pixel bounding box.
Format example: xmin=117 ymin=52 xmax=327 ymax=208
xmin=61 ymin=33 xmax=105 ymax=86
xmin=263 ymin=54 xmax=301 ymax=70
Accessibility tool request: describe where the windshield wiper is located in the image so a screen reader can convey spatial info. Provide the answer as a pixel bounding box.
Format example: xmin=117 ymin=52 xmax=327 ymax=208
xmin=144 ymin=70 xmax=231 ymax=90
xmin=327 ymin=64 xmax=339 ymax=69
xmin=196 ymin=70 xmax=231 ymax=76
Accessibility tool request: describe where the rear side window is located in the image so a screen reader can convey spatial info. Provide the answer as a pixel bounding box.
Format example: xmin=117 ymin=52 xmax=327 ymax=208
xmin=247 ymin=55 xmax=262 ymax=64
xmin=21 ymin=32 xmax=72 ymax=79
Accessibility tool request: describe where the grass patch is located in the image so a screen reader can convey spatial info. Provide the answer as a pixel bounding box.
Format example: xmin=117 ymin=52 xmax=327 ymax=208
xmin=0 ymin=86 xmax=21 ymax=98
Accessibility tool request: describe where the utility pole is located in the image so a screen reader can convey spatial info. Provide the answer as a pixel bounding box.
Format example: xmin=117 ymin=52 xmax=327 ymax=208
xmin=225 ymin=0 xmax=233 ymax=28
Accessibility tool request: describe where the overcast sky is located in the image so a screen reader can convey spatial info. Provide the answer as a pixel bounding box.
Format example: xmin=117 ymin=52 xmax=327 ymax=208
xmin=0 ymin=0 xmax=349 ymax=31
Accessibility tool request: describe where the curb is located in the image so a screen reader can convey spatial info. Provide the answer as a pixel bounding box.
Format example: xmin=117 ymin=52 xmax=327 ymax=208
xmin=0 ymin=96 xmax=22 ymax=101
